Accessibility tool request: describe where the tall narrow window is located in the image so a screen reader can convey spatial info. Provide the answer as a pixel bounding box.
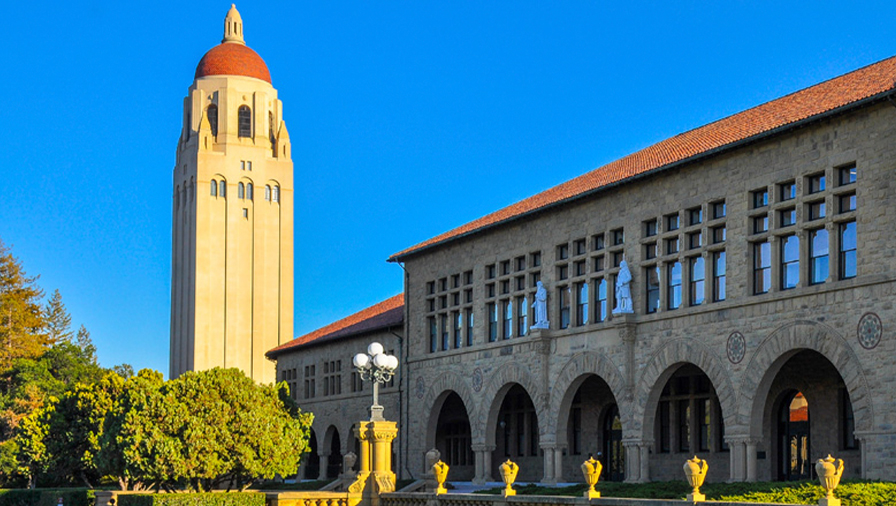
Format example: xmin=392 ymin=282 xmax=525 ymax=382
xmin=219 ymin=180 xmax=226 ymax=198
xmin=646 ymin=267 xmax=660 ymax=313
xmin=840 ymin=221 xmax=857 ymax=279
xmin=698 ymin=399 xmax=711 ymax=452
xmin=781 ymin=235 xmax=799 ymax=289
xmin=238 ymin=182 xmax=245 ymax=199
xmin=210 ymin=179 xmax=218 ymax=196
xmin=502 ymin=300 xmax=513 ymax=339
xmin=465 ymin=309 xmax=473 ymax=347
xmin=713 ymin=251 xmax=726 ymax=302
xmin=440 ymin=314 xmax=449 ymax=351
xmin=517 ymin=297 xmax=528 ymax=337
xmin=809 ymin=228 xmax=829 ymax=285
xmin=488 ymin=303 xmax=498 ymax=342
xmin=559 ymin=287 xmax=570 ymax=329
xmin=247 ymin=183 xmax=253 ymax=201
xmin=690 ymin=257 xmax=705 ymax=306
xmin=596 ymin=278 xmax=607 ymax=322
xmin=576 ymin=282 xmax=588 ymax=326
xmin=265 ymin=185 xmax=271 ymax=201
xmin=207 ymin=104 xmax=218 ymax=136
xmin=429 ymin=317 xmax=437 ymax=353
xmin=453 ymin=312 xmax=462 ymax=349
xmin=678 ymin=399 xmax=691 ymax=452
xmin=238 ymin=105 xmax=251 ymax=138
xmin=754 ymin=241 xmax=771 ymax=294
xmin=273 ymin=186 xmax=280 ymax=202
xmin=667 ymin=262 xmax=682 ymax=310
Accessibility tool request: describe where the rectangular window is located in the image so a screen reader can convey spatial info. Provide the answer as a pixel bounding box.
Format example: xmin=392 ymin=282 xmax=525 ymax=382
xmin=688 ymin=231 xmax=702 ymax=249
xmin=441 ymin=314 xmax=450 ymax=351
xmin=593 ymin=255 xmax=604 ymax=272
xmin=666 ymin=214 xmax=680 ymax=231
xmin=808 ymin=173 xmax=826 ymax=194
xmin=487 ymin=264 xmax=496 ymax=279
xmin=427 ymin=281 xmax=435 ymax=295
xmin=659 ymin=401 xmax=671 ymax=453
xmin=429 ymin=317 xmax=437 ymax=353
xmin=574 ymin=238 xmax=587 ymax=256
xmin=501 ymin=260 xmax=511 ymax=276
xmin=754 ymin=241 xmax=771 ymax=294
xmin=593 ymin=234 xmax=605 ymax=250
xmin=557 ymin=265 xmax=568 ymax=280
xmin=839 ymin=165 xmax=857 ymax=186
xmin=839 ymin=193 xmax=856 ymax=213
xmin=515 ymin=256 xmax=526 ymax=271
xmin=502 ymin=300 xmax=513 ymax=339
xmin=690 ymin=257 xmax=705 ymax=306
xmin=466 ymin=309 xmax=474 ymax=346
xmin=559 ymin=287 xmax=570 ymax=329
xmin=517 ymin=297 xmax=528 ymax=337
xmin=576 ymin=282 xmax=589 ymax=326
xmin=452 ymin=274 xmax=460 ymax=289
xmin=808 ymin=201 xmax=826 ymax=220
xmin=698 ymin=399 xmax=711 ymax=452
xmin=575 ymin=260 xmax=586 ymax=277
xmin=557 ymin=244 xmax=569 ymax=260
xmin=488 ymin=303 xmax=498 ymax=342
xmin=753 ymin=215 xmax=769 ymax=234
xmin=454 ymin=311 xmax=463 ymax=348
xmin=712 ymin=225 xmax=726 ymax=244
xmin=465 ymin=289 xmax=473 ymax=303
xmin=646 ymin=266 xmax=660 ymax=313
xmin=501 ymin=280 xmax=510 ymax=294
xmin=645 ymin=219 xmax=658 ymax=237
xmin=780 ymin=182 xmax=796 ymax=201
xmin=530 ymin=272 xmax=540 ymax=287
xmin=516 ymin=276 xmax=526 ymax=291
xmin=531 ymin=251 xmax=541 ymax=267
xmin=753 ymin=189 xmax=769 ymax=208
xmin=645 ymin=242 xmax=657 ymax=260
xmin=689 ymin=207 xmax=703 ymax=226
xmin=713 ymin=251 xmax=726 ymax=302
xmin=666 ymin=237 xmax=680 ymax=255
xmin=486 ymin=284 xmax=495 ymax=298
xmin=809 ymin=228 xmax=829 ymax=285
xmin=840 ymin=221 xmax=857 ymax=279
xmin=781 ymin=234 xmax=800 ymax=290
xmin=613 ymin=229 xmax=625 ymax=245
xmin=679 ymin=400 xmax=691 ymax=453
xmin=779 ymin=208 xmax=796 ymax=227
xmin=571 ymin=406 xmax=581 ymax=455
xmin=668 ymin=262 xmax=682 ymax=310
xmin=613 ymin=251 xmax=624 ymax=267
xmin=712 ymin=201 xmax=726 ymax=219
xmin=596 ymin=278 xmax=607 ymax=323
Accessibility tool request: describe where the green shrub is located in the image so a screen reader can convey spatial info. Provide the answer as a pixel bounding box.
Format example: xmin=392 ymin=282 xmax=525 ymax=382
xmin=0 ymin=489 xmax=95 ymax=506
xmin=118 ymin=493 xmax=265 ymax=506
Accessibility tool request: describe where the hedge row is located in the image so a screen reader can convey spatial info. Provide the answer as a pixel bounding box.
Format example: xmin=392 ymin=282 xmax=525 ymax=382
xmin=117 ymin=493 xmax=265 ymax=506
xmin=0 ymin=489 xmax=95 ymax=506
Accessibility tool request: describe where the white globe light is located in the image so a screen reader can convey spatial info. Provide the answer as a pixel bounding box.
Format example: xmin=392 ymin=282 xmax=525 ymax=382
xmin=373 ymin=353 xmax=389 ymax=368
xmin=388 ymin=355 xmax=399 ymax=370
xmin=368 ymin=342 xmax=384 ymax=357
xmin=353 ymin=353 xmax=369 ymax=368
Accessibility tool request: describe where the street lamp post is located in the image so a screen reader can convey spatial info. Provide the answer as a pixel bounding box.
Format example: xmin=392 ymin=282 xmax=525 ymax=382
xmin=353 ymin=342 xmax=398 ymax=421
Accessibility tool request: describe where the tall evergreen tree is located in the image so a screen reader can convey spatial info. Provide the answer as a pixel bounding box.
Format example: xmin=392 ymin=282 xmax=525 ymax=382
xmin=0 ymin=240 xmax=48 ymax=375
xmin=44 ymin=289 xmax=72 ymax=345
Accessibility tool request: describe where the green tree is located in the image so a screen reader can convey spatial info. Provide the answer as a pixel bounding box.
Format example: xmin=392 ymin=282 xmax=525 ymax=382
xmin=44 ymin=289 xmax=72 ymax=345
xmin=0 ymin=240 xmax=48 ymax=376
xmin=13 ymin=401 xmax=52 ymax=488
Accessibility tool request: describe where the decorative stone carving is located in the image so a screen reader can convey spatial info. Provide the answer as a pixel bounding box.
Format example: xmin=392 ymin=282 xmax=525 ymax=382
xmin=531 ymin=281 xmax=550 ymax=329
xmin=415 ymin=376 xmax=426 ymax=399
xmin=499 ymin=459 xmax=519 ymax=497
xmin=612 ymin=260 xmax=633 ymax=314
xmin=816 ymin=455 xmax=844 ymax=506
xmin=581 ymin=455 xmax=603 ymax=499
xmin=432 ymin=460 xmax=449 ymax=495
xmin=857 ymin=312 xmax=882 ymax=350
xmin=471 ymin=368 xmax=483 ymax=392
xmin=727 ymin=332 xmax=746 ymax=364
xmin=342 ymin=451 xmax=357 ymax=480
xmin=683 ymin=456 xmax=708 ymax=503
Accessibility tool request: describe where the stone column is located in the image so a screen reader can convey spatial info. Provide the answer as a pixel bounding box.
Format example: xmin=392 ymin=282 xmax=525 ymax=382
xmin=623 ymin=440 xmax=640 ymax=483
xmin=318 ymin=452 xmax=330 ymax=481
xmin=553 ymin=445 xmax=565 ymax=483
xmin=472 ymin=444 xmax=495 ymax=484
xmin=724 ymin=436 xmax=747 ymax=482
xmin=638 ymin=442 xmax=651 ymax=483
xmin=746 ymin=440 xmax=758 ymax=482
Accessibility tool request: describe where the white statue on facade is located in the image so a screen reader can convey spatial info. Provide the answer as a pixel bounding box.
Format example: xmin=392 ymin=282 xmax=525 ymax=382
xmin=612 ymin=259 xmax=634 ymax=314
xmin=531 ymin=281 xmax=550 ymax=329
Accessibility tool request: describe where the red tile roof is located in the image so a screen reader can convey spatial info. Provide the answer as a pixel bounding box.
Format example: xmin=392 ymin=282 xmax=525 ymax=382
xmin=390 ymin=56 xmax=896 ymax=261
xmin=266 ymin=294 xmax=404 ymax=358
xmin=195 ymin=42 xmax=272 ymax=84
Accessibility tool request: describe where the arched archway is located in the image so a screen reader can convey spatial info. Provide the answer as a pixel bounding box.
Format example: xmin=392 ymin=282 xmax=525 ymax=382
xmin=430 ymin=391 xmax=474 ymax=480
xmin=304 ymin=428 xmax=320 ymax=480
xmin=488 ymin=383 xmax=541 ymax=482
xmin=323 ymin=425 xmax=342 ymax=479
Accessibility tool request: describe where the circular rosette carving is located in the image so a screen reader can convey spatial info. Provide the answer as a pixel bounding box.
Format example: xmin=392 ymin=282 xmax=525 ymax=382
xmin=472 ymin=368 xmax=483 ymax=392
xmin=727 ymin=331 xmax=746 ymax=364
xmin=857 ymin=312 xmax=883 ymax=350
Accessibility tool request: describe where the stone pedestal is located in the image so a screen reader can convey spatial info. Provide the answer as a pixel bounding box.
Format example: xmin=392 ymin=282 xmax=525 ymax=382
xmin=348 ymin=420 xmax=398 ymax=506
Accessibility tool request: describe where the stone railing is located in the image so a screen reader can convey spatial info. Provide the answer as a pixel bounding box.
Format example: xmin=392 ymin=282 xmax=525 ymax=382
xmin=382 ymin=493 xmax=806 ymax=506
xmin=264 ymin=490 xmax=363 ymax=506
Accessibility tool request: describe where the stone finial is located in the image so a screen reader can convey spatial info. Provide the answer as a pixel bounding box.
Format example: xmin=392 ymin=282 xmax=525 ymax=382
xmin=499 ymin=459 xmax=519 ymax=497
xmin=432 ymin=460 xmax=449 ymax=495
xmin=581 ymin=455 xmax=603 ymax=499
xmin=816 ymin=455 xmax=844 ymax=506
xmin=683 ymin=456 xmax=708 ymax=503
xmin=223 ymin=4 xmax=245 ymax=44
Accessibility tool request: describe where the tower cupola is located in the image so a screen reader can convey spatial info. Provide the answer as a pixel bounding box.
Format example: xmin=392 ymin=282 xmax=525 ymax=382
xmin=223 ymin=4 xmax=245 ymax=44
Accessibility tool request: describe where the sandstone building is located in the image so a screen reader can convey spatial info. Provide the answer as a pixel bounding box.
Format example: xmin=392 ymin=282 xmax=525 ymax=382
xmin=170 ymin=5 xmax=294 ymax=383
xmin=272 ymin=55 xmax=896 ymax=484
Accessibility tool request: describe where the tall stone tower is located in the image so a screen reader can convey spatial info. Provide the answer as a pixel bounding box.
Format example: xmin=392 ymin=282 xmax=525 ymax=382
xmin=170 ymin=4 xmax=294 ymax=383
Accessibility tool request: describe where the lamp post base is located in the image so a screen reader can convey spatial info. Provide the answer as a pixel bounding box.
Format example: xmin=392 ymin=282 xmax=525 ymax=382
xmin=369 ymin=404 xmax=385 ymax=421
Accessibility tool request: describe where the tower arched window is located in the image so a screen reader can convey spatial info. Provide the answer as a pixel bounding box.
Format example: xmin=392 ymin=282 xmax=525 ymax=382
xmin=247 ymin=183 xmax=253 ymax=201
xmin=189 ymin=179 xmax=194 ymax=201
xmin=238 ymin=105 xmax=251 ymax=138
xmin=265 ymin=185 xmax=271 ymax=201
xmin=219 ymin=180 xmax=226 ymax=198
xmin=273 ymin=185 xmax=280 ymax=203
xmin=238 ymin=182 xmax=245 ymax=199
xmin=211 ymin=180 xmax=217 ymax=196
xmin=207 ymin=104 xmax=218 ymax=137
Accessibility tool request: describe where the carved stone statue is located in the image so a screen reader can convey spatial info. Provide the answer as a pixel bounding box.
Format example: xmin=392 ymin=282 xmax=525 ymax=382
xmin=531 ymin=281 xmax=550 ymax=329
xmin=612 ymin=259 xmax=634 ymax=314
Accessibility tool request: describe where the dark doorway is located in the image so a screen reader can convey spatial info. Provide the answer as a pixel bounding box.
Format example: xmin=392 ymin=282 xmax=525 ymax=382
xmin=305 ymin=430 xmax=320 ymax=479
xmin=602 ymin=404 xmax=624 ymax=482
xmin=327 ymin=428 xmax=342 ymax=479
xmin=778 ymin=391 xmax=810 ymax=481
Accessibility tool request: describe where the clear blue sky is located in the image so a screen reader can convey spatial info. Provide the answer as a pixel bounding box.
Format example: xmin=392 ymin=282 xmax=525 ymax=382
xmin=2 ymin=1 xmax=895 ymax=376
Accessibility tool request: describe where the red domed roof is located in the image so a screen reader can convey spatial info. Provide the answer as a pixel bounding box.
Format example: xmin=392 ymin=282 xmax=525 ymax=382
xmin=194 ymin=43 xmax=271 ymax=84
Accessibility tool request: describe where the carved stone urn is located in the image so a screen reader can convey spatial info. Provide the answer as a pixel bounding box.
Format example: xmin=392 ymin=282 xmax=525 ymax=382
xmin=499 ymin=459 xmax=519 ymax=497
xmin=580 ymin=456 xmax=603 ymax=499
xmin=682 ymin=456 xmax=708 ymax=503
xmin=432 ymin=460 xmax=449 ymax=495
xmin=815 ymin=455 xmax=844 ymax=506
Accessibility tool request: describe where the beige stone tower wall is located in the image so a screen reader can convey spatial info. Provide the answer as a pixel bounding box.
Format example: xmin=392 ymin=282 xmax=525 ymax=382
xmin=170 ymin=51 xmax=293 ymax=383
